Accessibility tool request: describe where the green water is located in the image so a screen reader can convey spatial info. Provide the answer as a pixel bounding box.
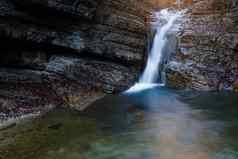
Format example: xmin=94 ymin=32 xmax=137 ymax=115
xmin=0 ymin=87 xmax=238 ymax=159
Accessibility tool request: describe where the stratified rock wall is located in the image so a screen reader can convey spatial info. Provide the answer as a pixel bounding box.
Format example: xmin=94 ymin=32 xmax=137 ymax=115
xmin=0 ymin=0 xmax=149 ymax=93
xmin=165 ymin=0 xmax=238 ymax=91
xmin=0 ymin=0 xmax=150 ymax=120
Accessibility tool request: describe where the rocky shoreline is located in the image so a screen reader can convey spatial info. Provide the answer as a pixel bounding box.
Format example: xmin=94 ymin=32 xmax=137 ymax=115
xmin=0 ymin=78 xmax=105 ymax=127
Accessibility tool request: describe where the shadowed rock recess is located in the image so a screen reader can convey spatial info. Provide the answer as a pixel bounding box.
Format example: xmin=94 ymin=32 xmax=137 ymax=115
xmin=0 ymin=0 xmax=150 ymax=121
xmin=164 ymin=0 xmax=238 ymax=91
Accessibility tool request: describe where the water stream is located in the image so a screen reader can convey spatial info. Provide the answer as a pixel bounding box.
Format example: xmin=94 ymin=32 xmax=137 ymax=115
xmin=126 ymin=9 xmax=184 ymax=93
xmin=1 ymin=88 xmax=238 ymax=159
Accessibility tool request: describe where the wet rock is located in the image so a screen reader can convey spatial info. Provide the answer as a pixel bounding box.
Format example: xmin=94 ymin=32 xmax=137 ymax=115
xmin=48 ymin=123 xmax=63 ymax=130
xmin=233 ymin=80 xmax=238 ymax=92
xmin=165 ymin=62 xmax=192 ymax=89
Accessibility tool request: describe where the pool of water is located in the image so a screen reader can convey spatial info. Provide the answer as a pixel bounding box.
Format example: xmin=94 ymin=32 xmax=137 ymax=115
xmin=0 ymin=87 xmax=238 ymax=159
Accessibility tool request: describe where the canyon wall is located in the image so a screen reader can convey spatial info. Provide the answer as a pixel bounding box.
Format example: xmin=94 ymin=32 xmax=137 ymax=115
xmin=165 ymin=0 xmax=238 ymax=91
xmin=0 ymin=0 xmax=149 ymax=120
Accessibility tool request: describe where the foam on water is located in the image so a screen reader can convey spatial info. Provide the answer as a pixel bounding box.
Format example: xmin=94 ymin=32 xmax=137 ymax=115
xmin=125 ymin=83 xmax=164 ymax=93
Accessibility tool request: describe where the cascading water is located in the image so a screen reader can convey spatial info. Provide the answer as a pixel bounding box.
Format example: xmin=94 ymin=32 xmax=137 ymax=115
xmin=126 ymin=9 xmax=185 ymax=93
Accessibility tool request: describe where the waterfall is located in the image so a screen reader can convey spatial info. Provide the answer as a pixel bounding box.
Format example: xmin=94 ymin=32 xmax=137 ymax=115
xmin=125 ymin=9 xmax=185 ymax=93
xmin=176 ymin=0 xmax=182 ymax=8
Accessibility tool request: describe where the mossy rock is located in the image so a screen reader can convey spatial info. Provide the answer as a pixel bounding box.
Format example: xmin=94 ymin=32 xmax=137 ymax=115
xmin=233 ymin=81 xmax=238 ymax=92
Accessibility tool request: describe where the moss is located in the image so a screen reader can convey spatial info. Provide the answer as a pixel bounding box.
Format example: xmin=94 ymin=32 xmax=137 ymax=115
xmin=234 ymin=83 xmax=238 ymax=92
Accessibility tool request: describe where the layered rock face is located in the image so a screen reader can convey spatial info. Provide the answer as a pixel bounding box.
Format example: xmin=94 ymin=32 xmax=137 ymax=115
xmin=165 ymin=0 xmax=238 ymax=91
xmin=0 ymin=0 xmax=148 ymax=120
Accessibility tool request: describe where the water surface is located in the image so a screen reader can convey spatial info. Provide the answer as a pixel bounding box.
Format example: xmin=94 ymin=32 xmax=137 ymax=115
xmin=0 ymin=87 xmax=238 ymax=159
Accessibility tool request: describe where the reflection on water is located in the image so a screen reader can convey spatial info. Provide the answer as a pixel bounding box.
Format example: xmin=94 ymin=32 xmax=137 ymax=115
xmin=0 ymin=87 xmax=238 ymax=159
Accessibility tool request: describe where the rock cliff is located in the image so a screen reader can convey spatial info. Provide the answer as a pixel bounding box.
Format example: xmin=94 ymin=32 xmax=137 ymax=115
xmin=0 ymin=0 xmax=149 ymax=121
xmin=165 ymin=0 xmax=238 ymax=91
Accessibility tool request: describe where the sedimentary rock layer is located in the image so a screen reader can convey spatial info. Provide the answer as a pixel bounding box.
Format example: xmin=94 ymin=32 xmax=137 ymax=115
xmin=0 ymin=0 xmax=150 ymax=120
xmin=165 ymin=0 xmax=238 ymax=91
xmin=0 ymin=0 xmax=148 ymax=91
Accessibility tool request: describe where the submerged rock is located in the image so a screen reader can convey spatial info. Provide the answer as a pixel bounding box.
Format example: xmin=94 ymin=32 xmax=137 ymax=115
xmin=233 ymin=80 xmax=238 ymax=92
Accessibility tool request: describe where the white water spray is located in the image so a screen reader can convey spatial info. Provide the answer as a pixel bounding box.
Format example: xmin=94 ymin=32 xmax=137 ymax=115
xmin=126 ymin=9 xmax=185 ymax=93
